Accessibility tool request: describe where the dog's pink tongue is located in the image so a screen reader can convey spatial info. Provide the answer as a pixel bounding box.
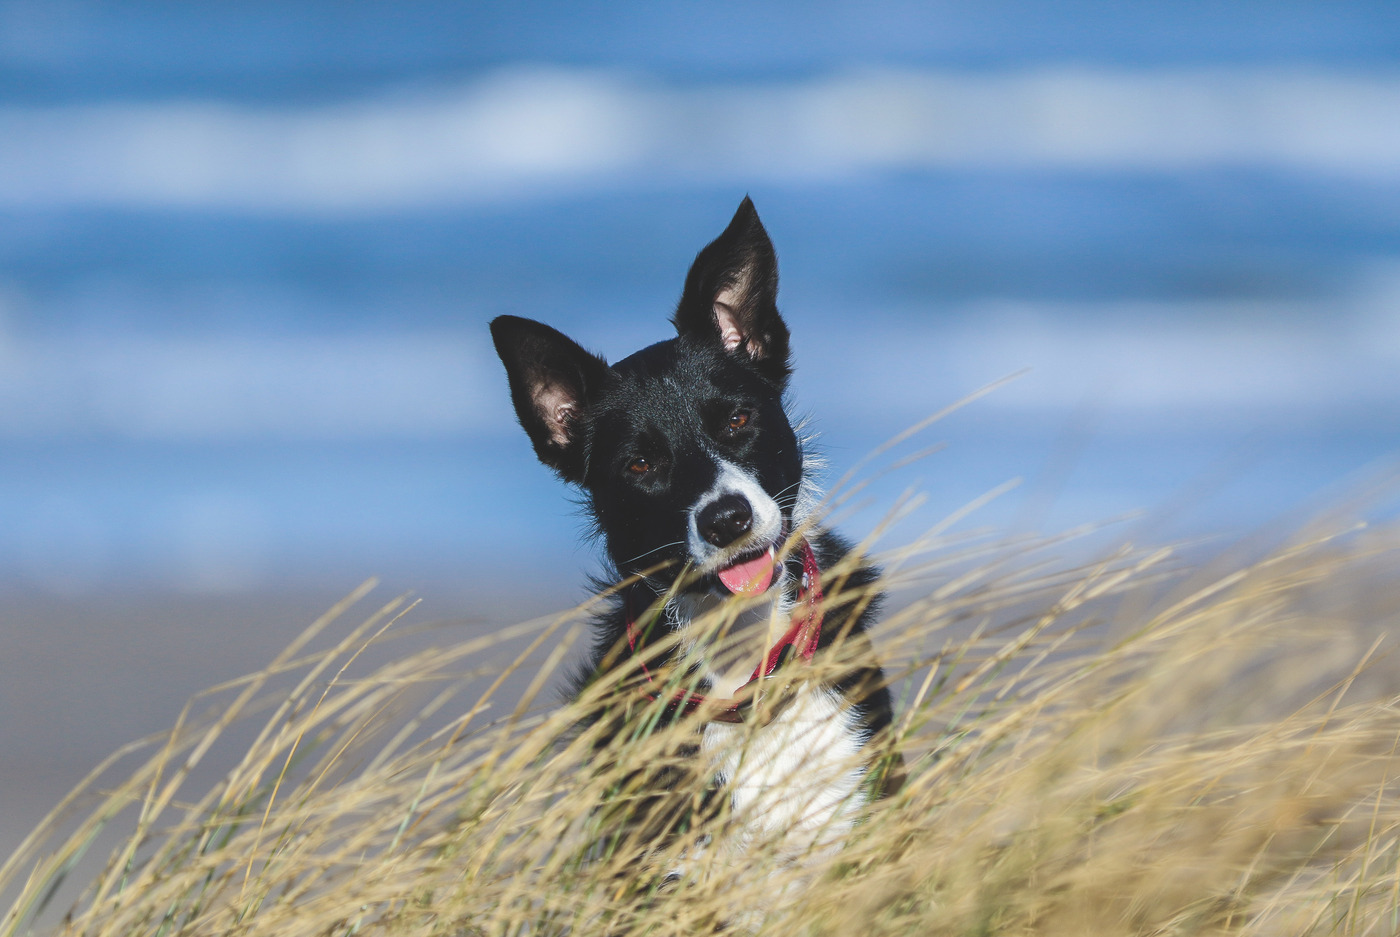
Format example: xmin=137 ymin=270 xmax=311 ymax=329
xmin=717 ymin=547 xmax=776 ymax=595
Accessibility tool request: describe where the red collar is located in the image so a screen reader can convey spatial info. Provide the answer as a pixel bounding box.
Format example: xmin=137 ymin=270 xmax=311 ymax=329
xmin=624 ymin=539 xmax=824 ymax=724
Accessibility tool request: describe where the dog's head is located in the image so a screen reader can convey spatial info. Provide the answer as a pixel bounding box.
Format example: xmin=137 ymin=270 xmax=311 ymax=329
xmin=491 ymin=198 xmax=805 ymax=596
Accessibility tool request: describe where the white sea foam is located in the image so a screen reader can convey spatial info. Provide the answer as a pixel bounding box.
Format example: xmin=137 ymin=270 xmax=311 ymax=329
xmin=0 ymin=328 xmax=499 ymax=439
xmin=0 ymin=286 xmax=1396 ymax=441
xmin=1 ymin=67 xmax=1400 ymax=212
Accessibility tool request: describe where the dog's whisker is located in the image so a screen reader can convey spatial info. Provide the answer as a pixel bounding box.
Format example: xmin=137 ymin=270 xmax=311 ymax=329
xmin=618 ymin=540 xmax=688 ymax=567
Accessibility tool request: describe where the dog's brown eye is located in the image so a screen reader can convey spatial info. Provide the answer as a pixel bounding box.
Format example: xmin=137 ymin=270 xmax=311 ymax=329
xmin=726 ymin=410 xmax=750 ymax=433
xmin=627 ymin=457 xmax=650 ymax=475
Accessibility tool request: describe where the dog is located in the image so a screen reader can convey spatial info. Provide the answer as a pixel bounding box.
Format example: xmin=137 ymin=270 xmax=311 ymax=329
xmin=490 ymin=197 xmax=899 ymax=885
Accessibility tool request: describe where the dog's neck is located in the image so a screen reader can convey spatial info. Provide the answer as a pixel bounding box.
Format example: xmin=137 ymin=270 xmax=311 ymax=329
xmin=667 ymin=573 xmax=798 ymax=699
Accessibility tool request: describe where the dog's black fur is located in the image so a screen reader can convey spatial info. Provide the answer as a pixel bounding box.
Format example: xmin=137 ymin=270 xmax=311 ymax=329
xmin=490 ymin=197 xmax=895 ymax=778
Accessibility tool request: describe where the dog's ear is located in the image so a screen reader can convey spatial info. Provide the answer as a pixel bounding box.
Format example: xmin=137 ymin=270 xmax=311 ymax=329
xmin=672 ymin=196 xmax=791 ymax=386
xmin=490 ymin=315 xmax=612 ymax=483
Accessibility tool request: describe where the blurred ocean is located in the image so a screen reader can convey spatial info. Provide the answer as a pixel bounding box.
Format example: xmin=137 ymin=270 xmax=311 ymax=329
xmin=2 ymin=2 xmax=1399 ymax=593
xmin=2 ymin=0 xmax=1400 ymax=857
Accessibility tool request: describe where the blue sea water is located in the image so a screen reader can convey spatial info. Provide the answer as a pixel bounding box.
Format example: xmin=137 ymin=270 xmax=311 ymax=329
xmin=2 ymin=2 xmax=1399 ymax=593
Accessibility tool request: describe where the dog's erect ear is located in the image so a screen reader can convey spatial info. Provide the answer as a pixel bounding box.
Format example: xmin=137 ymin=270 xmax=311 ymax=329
xmin=672 ymin=197 xmax=791 ymax=386
xmin=490 ymin=315 xmax=613 ymax=483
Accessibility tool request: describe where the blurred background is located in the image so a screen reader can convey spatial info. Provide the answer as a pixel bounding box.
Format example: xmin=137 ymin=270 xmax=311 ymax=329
xmin=3 ymin=1 xmax=1400 ymax=854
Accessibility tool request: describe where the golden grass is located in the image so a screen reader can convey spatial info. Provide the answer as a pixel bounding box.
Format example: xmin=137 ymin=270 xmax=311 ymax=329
xmin=4 ymin=516 xmax=1400 ymax=936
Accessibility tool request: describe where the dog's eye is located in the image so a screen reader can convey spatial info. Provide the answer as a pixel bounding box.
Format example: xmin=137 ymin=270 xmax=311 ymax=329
xmin=627 ymin=457 xmax=650 ymax=475
xmin=725 ymin=410 xmax=751 ymax=434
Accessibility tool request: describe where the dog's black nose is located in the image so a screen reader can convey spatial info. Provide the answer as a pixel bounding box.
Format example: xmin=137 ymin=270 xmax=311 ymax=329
xmin=696 ymin=494 xmax=754 ymax=548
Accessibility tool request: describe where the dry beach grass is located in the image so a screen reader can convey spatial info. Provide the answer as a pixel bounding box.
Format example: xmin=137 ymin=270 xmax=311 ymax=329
xmin=4 ymin=494 xmax=1400 ymax=935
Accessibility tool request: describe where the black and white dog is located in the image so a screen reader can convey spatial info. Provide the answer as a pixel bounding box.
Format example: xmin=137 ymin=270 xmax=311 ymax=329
xmin=490 ymin=198 xmax=898 ymax=869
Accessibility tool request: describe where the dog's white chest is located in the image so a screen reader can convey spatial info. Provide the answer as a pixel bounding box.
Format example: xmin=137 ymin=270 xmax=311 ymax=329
xmin=702 ymin=684 xmax=868 ymax=853
xmin=672 ymin=588 xmax=869 ymax=854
